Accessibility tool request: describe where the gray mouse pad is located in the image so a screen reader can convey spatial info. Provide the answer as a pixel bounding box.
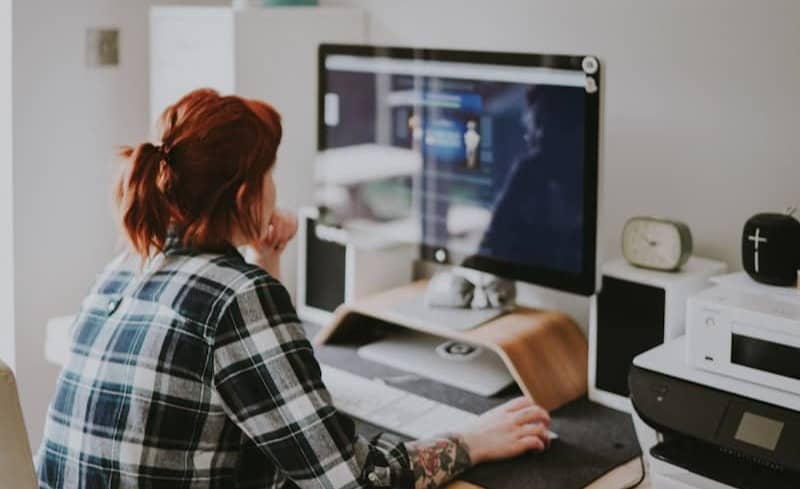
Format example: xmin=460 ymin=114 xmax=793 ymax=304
xmin=353 ymin=397 xmax=641 ymax=489
xmin=459 ymin=397 xmax=641 ymax=489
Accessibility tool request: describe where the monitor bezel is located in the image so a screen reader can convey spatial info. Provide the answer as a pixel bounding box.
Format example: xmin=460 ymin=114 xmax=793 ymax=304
xmin=318 ymin=43 xmax=601 ymax=296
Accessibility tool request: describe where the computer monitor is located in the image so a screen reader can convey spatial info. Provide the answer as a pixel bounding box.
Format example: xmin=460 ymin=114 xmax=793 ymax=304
xmin=317 ymin=44 xmax=601 ymax=296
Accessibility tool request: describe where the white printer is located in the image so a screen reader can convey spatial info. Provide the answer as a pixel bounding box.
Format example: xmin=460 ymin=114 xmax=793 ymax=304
xmin=685 ymin=272 xmax=800 ymax=394
xmin=630 ymin=337 xmax=800 ymax=489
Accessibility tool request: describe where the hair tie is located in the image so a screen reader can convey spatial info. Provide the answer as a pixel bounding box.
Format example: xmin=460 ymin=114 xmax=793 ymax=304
xmin=156 ymin=143 xmax=172 ymax=165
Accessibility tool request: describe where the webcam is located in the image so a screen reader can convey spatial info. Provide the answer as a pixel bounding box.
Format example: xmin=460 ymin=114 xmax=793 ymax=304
xmin=582 ymin=56 xmax=599 ymax=74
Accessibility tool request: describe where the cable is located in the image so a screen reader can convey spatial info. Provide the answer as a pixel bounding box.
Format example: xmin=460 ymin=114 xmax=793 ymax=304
xmin=620 ymin=456 xmax=646 ymax=489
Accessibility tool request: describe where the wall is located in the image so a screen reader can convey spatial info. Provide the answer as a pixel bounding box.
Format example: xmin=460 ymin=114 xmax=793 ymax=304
xmin=320 ymin=0 xmax=800 ymax=326
xmin=0 ymin=0 xmax=12 ymax=369
xmin=13 ymin=0 xmax=150 ymax=446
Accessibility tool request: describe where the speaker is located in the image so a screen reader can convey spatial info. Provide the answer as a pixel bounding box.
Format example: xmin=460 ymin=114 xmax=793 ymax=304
xmin=296 ymin=207 xmax=416 ymax=325
xmin=742 ymin=212 xmax=800 ymax=286
xmin=588 ymin=257 xmax=726 ymax=412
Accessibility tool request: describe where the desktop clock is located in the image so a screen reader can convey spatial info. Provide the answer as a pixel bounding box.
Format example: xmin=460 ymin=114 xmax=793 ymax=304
xmin=622 ymin=217 xmax=693 ymax=272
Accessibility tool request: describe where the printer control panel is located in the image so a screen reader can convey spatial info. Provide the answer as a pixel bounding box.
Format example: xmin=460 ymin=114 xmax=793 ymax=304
xmin=629 ymin=364 xmax=800 ymax=474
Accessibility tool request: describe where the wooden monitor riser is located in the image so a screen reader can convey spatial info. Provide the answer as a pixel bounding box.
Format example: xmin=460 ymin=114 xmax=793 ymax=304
xmin=314 ymin=280 xmax=588 ymax=411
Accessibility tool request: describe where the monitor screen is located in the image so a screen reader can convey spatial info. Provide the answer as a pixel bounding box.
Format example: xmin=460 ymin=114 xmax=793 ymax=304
xmin=317 ymin=45 xmax=600 ymax=295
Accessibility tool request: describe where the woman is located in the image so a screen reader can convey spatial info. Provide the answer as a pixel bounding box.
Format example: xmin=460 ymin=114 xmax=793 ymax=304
xmin=37 ymin=89 xmax=551 ymax=489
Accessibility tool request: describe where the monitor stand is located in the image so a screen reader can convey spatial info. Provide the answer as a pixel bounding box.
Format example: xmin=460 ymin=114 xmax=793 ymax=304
xmin=357 ymin=329 xmax=515 ymax=397
xmin=315 ymin=280 xmax=589 ymax=410
xmin=387 ymin=289 xmax=508 ymax=331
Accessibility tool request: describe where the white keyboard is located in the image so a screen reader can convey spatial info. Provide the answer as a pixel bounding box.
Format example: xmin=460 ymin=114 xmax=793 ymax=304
xmin=320 ymin=364 xmax=557 ymax=441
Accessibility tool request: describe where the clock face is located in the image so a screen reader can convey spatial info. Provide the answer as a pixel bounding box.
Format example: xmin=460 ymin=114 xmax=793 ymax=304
xmin=622 ymin=218 xmax=689 ymax=271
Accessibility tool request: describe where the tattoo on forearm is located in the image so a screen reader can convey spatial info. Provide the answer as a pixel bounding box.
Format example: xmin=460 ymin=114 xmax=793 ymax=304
xmin=406 ymin=434 xmax=472 ymax=489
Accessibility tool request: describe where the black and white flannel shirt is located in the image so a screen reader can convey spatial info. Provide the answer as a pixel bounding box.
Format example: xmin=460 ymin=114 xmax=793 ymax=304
xmin=37 ymin=238 xmax=413 ymax=489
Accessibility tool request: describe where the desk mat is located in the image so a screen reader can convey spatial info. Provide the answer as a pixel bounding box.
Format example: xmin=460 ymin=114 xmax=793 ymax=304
xmin=459 ymin=398 xmax=641 ymax=489
xmin=311 ymin=326 xmax=642 ymax=489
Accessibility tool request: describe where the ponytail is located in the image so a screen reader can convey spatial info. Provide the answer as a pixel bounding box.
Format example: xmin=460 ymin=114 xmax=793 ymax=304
xmin=116 ymin=143 xmax=175 ymax=257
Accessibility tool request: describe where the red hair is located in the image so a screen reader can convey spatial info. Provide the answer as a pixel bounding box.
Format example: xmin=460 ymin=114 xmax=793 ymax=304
xmin=116 ymin=89 xmax=282 ymax=257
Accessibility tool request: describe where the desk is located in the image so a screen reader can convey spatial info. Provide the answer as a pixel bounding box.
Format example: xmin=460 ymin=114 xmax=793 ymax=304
xmin=44 ymin=316 xmax=651 ymax=489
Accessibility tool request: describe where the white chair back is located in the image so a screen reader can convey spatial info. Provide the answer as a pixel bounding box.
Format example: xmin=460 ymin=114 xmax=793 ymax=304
xmin=0 ymin=361 xmax=38 ymax=489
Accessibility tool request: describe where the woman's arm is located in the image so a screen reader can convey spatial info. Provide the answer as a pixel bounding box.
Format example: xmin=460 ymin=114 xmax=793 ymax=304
xmin=213 ymin=275 xmax=550 ymax=489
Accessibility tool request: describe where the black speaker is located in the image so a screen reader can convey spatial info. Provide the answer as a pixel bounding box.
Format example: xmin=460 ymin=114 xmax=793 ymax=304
xmin=742 ymin=213 xmax=800 ymax=286
xmin=595 ymin=276 xmax=665 ymax=399
xmin=589 ymin=258 xmax=726 ymax=411
xmin=297 ymin=207 xmax=415 ymax=324
xmin=304 ymin=217 xmax=347 ymax=314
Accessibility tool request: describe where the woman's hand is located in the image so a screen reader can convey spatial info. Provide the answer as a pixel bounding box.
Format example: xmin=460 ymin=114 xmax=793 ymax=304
xmin=461 ymin=396 xmax=551 ymax=465
xmin=264 ymin=208 xmax=298 ymax=253
xmin=248 ymin=209 xmax=298 ymax=279
xmin=406 ymin=397 xmax=550 ymax=489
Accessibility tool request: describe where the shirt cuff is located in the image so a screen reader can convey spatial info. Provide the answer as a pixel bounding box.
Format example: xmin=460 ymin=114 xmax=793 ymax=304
xmin=361 ymin=433 xmax=414 ymax=489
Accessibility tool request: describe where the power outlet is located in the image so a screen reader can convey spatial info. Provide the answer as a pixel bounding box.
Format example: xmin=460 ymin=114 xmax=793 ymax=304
xmin=86 ymin=28 xmax=119 ymax=67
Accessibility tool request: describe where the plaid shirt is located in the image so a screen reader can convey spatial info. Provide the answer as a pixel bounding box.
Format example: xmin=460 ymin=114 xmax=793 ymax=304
xmin=37 ymin=239 xmax=413 ymax=489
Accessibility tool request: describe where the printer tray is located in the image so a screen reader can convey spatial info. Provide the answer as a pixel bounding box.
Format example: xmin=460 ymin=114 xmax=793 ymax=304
xmin=651 ymin=437 xmax=798 ymax=489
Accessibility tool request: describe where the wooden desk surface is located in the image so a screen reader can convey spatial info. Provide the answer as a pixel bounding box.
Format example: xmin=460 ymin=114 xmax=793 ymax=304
xmin=449 ymin=457 xmax=650 ymax=489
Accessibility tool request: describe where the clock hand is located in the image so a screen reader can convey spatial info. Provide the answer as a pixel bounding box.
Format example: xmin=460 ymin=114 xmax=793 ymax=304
xmin=635 ymin=229 xmax=658 ymax=246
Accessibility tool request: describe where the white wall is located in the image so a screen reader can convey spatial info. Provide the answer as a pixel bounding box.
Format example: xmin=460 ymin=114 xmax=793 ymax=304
xmin=0 ymin=0 xmax=13 ymax=369
xmin=13 ymin=0 xmax=150 ymax=446
xmin=320 ymin=0 xmax=800 ymax=326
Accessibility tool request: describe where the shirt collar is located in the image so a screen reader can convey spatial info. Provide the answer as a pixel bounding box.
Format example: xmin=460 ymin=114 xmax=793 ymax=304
xmin=162 ymin=231 xmax=243 ymax=259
